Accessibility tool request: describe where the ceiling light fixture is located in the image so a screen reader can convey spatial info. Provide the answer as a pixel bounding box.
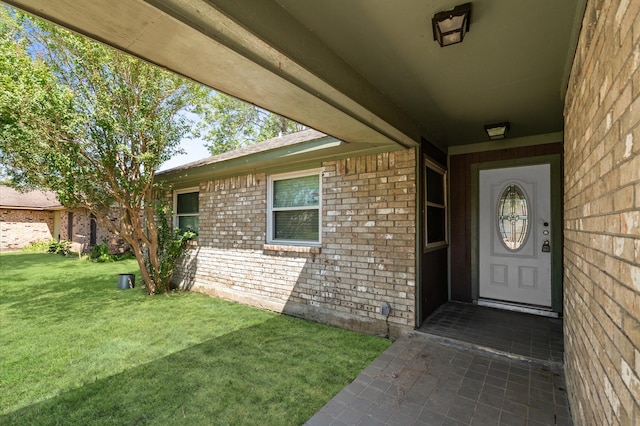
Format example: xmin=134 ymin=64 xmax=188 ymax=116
xmin=484 ymin=122 xmax=510 ymax=140
xmin=432 ymin=3 xmax=472 ymax=47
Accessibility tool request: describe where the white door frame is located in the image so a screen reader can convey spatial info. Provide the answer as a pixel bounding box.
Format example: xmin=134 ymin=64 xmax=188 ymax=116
xmin=470 ymin=155 xmax=563 ymax=315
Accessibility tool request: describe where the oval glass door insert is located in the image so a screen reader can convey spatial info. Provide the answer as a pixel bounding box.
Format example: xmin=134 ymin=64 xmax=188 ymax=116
xmin=497 ymin=184 xmax=529 ymax=250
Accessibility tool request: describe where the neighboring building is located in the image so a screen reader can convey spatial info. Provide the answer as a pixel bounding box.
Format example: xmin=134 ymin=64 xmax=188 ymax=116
xmin=0 ymin=185 xmax=122 ymax=253
xmin=0 ymin=185 xmax=63 ymax=251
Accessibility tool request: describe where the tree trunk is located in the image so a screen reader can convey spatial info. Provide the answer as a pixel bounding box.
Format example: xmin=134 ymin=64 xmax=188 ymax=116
xmin=95 ymin=206 xmax=160 ymax=295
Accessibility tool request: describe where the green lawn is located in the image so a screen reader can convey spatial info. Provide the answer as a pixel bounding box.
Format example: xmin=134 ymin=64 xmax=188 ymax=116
xmin=0 ymin=252 xmax=390 ymax=425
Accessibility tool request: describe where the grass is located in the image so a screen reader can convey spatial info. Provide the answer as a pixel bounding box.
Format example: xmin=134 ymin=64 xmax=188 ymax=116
xmin=0 ymin=252 xmax=390 ymax=425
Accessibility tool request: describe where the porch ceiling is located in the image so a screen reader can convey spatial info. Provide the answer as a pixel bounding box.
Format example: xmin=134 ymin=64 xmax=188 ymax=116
xmin=4 ymin=0 xmax=585 ymax=151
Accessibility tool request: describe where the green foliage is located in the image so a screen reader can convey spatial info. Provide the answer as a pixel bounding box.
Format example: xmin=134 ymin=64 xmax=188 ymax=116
xmin=0 ymin=11 xmax=79 ymax=192
xmin=195 ymin=93 xmax=307 ymax=155
xmin=47 ymin=240 xmax=71 ymax=256
xmin=89 ymin=243 xmax=136 ymax=262
xmin=22 ymin=239 xmax=55 ymax=253
xmin=0 ymin=9 xmax=201 ymax=199
xmin=113 ymin=252 xmax=136 ymax=261
xmin=0 ymin=7 xmax=211 ymax=293
xmin=148 ymin=202 xmax=197 ymax=294
xmin=0 ymin=7 xmax=306 ymax=293
xmin=89 ymin=243 xmax=113 ymax=263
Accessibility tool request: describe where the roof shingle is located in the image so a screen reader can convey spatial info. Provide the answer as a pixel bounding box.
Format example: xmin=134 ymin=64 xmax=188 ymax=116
xmin=158 ymin=129 xmax=328 ymax=174
xmin=0 ymin=185 xmax=63 ymax=210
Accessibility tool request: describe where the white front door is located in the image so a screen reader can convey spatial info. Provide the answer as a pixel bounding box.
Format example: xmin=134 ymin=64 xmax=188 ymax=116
xmin=479 ymin=164 xmax=552 ymax=307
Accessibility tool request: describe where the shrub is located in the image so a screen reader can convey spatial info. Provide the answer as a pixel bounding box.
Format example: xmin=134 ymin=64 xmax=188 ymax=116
xmin=145 ymin=203 xmax=197 ymax=294
xmin=48 ymin=240 xmax=72 ymax=256
xmin=89 ymin=243 xmax=136 ymax=262
xmin=89 ymin=243 xmax=113 ymax=262
xmin=112 ymin=252 xmax=136 ymax=261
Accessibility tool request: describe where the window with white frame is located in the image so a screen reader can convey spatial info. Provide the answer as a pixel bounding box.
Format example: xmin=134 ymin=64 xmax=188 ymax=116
xmin=267 ymin=170 xmax=321 ymax=245
xmin=425 ymin=159 xmax=447 ymax=249
xmin=173 ymin=188 xmax=199 ymax=234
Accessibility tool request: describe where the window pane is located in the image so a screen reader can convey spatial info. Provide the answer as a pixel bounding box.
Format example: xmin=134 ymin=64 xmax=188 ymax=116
xmin=273 ymin=175 xmax=319 ymax=208
xmin=178 ymin=216 xmax=199 ymax=233
xmin=177 ymin=192 xmax=199 ymax=214
xmin=274 ymin=210 xmax=319 ymax=241
xmin=497 ymin=184 xmax=529 ymax=250
xmin=426 ymin=167 xmax=444 ymax=205
xmin=426 ymin=206 xmax=446 ymax=243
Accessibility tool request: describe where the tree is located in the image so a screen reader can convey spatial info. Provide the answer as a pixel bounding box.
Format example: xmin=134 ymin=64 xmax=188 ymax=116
xmin=195 ymin=93 xmax=307 ymax=155
xmin=0 ymin=8 xmax=207 ymax=294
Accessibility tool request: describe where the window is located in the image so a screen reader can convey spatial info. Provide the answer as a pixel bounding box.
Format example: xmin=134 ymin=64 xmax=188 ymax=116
xmin=267 ymin=170 xmax=321 ymax=245
xmin=173 ymin=188 xmax=199 ymax=233
xmin=425 ymin=159 xmax=447 ymax=248
xmin=497 ymin=184 xmax=529 ymax=251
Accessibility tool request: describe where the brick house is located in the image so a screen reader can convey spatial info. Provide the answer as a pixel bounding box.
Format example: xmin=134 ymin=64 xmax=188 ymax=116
xmin=0 ymin=185 xmax=121 ymax=253
xmin=10 ymin=0 xmax=640 ymax=422
xmin=159 ymin=129 xmax=422 ymax=336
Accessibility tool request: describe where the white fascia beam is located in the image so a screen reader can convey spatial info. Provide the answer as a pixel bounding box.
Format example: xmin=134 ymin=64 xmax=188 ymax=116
xmin=3 ymin=0 xmax=419 ymax=149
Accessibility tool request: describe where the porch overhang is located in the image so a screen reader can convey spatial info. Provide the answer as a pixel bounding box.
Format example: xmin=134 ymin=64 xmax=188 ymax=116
xmin=4 ymin=0 xmax=585 ymax=151
xmin=4 ymin=0 xmax=419 ymax=151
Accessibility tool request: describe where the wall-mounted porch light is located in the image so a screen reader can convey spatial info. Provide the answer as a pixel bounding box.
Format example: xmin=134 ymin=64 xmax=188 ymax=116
xmin=432 ymin=3 xmax=472 ymax=47
xmin=484 ymin=122 xmax=510 ymax=140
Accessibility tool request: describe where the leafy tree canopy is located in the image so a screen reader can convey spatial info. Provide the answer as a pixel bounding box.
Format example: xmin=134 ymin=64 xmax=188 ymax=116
xmin=195 ymin=93 xmax=307 ymax=155
xmin=0 ymin=7 xmax=209 ymax=293
xmin=0 ymin=6 xmax=307 ymax=293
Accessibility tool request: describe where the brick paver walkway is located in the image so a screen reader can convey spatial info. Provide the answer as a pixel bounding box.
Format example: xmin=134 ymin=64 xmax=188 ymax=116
xmin=306 ymin=304 xmax=570 ymax=426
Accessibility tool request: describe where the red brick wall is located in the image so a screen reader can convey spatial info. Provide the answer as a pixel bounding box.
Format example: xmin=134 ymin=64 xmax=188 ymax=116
xmin=0 ymin=209 xmax=55 ymax=250
xmin=1 ymin=207 xmax=122 ymax=253
xmin=563 ymin=0 xmax=640 ymax=423
xmin=59 ymin=208 xmax=121 ymax=254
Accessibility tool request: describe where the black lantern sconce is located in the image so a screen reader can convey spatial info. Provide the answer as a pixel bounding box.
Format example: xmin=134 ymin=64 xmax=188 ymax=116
xmin=432 ymin=3 xmax=472 ymax=47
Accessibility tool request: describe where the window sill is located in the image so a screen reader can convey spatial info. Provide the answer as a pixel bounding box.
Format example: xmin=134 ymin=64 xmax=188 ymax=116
xmin=263 ymin=244 xmax=321 ymax=254
xmin=424 ymin=242 xmax=448 ymax=253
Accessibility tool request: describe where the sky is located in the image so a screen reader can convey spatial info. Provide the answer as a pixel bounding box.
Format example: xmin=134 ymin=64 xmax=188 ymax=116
xmin=158 ymin=137 xmax=212 ymax=171
xmin=158 ymin=109 xmax=213 ymax=171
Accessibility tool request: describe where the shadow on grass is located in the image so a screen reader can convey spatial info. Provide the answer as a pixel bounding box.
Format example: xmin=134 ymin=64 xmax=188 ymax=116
xmin=1 ymin=315 xmax=388 ymax=426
